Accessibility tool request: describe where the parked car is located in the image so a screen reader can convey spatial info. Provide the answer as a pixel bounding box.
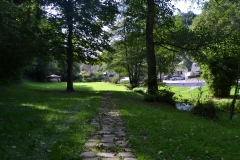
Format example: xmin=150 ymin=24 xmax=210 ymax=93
xmin=163 ymin=75 xmax=172 ymax=80
xmin=170 ymin=74 xmax=185 ymax=80
xmin=186 ymin=71 xmax=201 ymax=78
xmin=119 ymin=77 xmax=129 ymax=83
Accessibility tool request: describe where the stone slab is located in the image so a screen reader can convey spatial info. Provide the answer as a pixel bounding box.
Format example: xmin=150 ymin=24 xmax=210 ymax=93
xmin=102 ymin=134 xmax=116 ymax=138
xmin=122 ymin=148 xmax=132 ymax=152
xmin=118 ymin=152 xmax=134 ymax=157
xmin=80 ymin=152 xmax=95 ymax=157
xmin=101 ymin=137 xmax=114 ymax=143
xmin=84 ymin=142 xmax=98 ymax=147
xmin=115 ymin=140 xmax=128 ymax=147
xmin=97 ymin=152 xmax=117 ymax=158
xmin=98 ymin=143 xmax=115 ymax=148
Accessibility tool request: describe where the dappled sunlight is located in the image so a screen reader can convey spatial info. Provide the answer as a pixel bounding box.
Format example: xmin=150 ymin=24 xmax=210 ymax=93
xmin=21 ymin=103 xmax=49 ymax=110
xmin=21 ymin=103 xmax=77 ymax=115
xmin=119 ymin=109 xmax=136 ymax=117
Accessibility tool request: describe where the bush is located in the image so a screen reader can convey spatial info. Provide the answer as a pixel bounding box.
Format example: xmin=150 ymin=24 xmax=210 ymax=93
xmin=191 ymin=101 xmax=217 ymax=119
xmin=111 ymin=75 xmax=119 ymax=84
xmin=133 ymin=88 xmax=146 ymax=94
xmin=144 ymin=89 xmax=175 ymax=106
xmin=81 ymin=73 xmax=91 ymax=82
xmin=124 ymin=83 xmax=133 ymax=90
xmin=91 ymin=72 xmax=104 ymax=82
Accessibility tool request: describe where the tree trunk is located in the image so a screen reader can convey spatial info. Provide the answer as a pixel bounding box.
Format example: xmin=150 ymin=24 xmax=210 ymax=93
xmin=65 ymin=1 xmax=74 ymax=92
xmin=146 ymin=0 xmax=158 ymax=95
xmin=230 ymin=61 xmax=240 ymax=120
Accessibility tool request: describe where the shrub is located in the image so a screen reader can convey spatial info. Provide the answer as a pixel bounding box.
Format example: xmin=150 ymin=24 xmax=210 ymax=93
xmin=81 ymin=73 xmax=90 ymax=82
xmin=191 ymin=101 xmax=217 ymax=119
xmin=111 ymin=75 xmax=119 ymax=84
xmin=144 ymin=89 xmax=175 ymax=106
xmin=133 ymin=88 xmax=146 ymax=94
xmin=124 ymin=83 xmax=133 ymax=90
xmin=91 ymin=72 xmax=104 ymax=82
xmin=144 ymin=93 xmax=158 ymax=102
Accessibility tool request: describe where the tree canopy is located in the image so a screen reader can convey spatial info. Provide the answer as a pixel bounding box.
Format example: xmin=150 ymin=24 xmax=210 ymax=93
xmin=190 ymin=0 xmax=240 ymax=98
xmin=0 ymin=0 xmax=50 ymax=84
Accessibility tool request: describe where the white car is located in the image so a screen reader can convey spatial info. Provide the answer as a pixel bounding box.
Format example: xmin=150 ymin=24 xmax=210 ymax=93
xmin=170 ymin=75 xmax=185 ymax=80
xmin=119 ymin=77 xmax=129 ymax=82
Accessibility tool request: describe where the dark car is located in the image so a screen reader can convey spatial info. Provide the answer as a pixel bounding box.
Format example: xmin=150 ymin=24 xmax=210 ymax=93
xmin=170 ymin=74 xmax=185 ymax=80
xmin=163 ymin=75 xmax=172 ymax=80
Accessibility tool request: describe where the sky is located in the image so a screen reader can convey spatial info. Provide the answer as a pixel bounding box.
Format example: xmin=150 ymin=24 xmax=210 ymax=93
xmin=173 ymin=1 xmax=202 ymax=14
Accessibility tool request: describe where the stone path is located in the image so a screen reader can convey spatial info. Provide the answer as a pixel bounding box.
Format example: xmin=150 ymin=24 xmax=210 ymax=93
xmin=80 ymin=93 xmax=137 ymax=160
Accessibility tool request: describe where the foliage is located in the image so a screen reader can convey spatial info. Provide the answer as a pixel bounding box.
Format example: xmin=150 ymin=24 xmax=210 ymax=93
xmin=0 ymin=0 xmax=47 ymax=84
xmin=81 ymin=73 xmax=91 ymax=82
xmin=109 ymin=1 xmax=147 ymax=87
xmin=144 ymin=88 xmax=175 ymax=106
xmin=155 ymin=47 xmax=181 ymax=77
xmin=117 ymin=0 xmax=175 ymax=95
xmin=91 ymin=72 xmax=105 ymax=82
xmin=190 ymin=0 xmax=240 ymax=98
xmin=191 ymin=101 xmax=217 ymax=119
xmin=180 ymin=11 xmax=197 ymax=27
xmin=201 ymin=57 xmax=238 ymax=98
xmin=25 ymin=59 xmax=61 ymax=82
xmin=111 ymin=75 xmax=120 ymax=84
xmin=108 ymin=40 xmax=146 ymax=87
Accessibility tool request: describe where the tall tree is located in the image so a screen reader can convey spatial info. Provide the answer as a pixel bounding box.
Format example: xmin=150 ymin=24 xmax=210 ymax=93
xmin=43 ymin=0 xmax=118 ymax=92
xmin=109 ymin=0 xmax=146 ymax=87
xmin=108 ymin=37 xmax=146 ymax=87
xmin=146 ymin=0 xmax=158 ymax=95
xmin=190 ymin=0 xmax=240 ymax=98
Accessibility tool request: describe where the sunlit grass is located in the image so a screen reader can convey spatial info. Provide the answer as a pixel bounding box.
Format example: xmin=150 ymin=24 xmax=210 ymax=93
xmin=74 ymin=82 xmax=128 ymax=91
xmin=133 ymin=85 xmax=189 ymax=93
xmin=25 ymin=81 xmax=128 ymax=92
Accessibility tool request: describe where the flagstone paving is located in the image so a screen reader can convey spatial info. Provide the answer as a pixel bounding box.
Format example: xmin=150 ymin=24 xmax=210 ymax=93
xmin=80 ymin=93 xmax=137 ymax=160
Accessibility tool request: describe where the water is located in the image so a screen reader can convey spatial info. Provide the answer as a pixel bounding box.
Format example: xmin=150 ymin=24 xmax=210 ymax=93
xmin=176 ymin=103 xmax=194 ymax=111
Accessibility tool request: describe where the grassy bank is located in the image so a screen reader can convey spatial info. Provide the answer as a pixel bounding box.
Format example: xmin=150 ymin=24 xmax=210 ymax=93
xmin=0 ymin=82 xmax=240 ymax=159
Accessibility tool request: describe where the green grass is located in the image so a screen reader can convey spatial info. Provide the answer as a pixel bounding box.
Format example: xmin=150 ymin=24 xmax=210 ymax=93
xmin=133 ymin=85 xmax=189 ymax=93
xmin=112 ymin=91 xmax=240 ymax=160
xmin=1 ymin=82 xmax=240 ymax=159
xmin=0 ymin=82 xmax=127 ymax=160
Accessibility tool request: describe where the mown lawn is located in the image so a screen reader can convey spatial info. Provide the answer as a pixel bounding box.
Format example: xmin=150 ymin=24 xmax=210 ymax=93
xmin=0 ymin=82 xmax=240 ymax=160
xmin=0 ymin=82 xmax=127 ymax=159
